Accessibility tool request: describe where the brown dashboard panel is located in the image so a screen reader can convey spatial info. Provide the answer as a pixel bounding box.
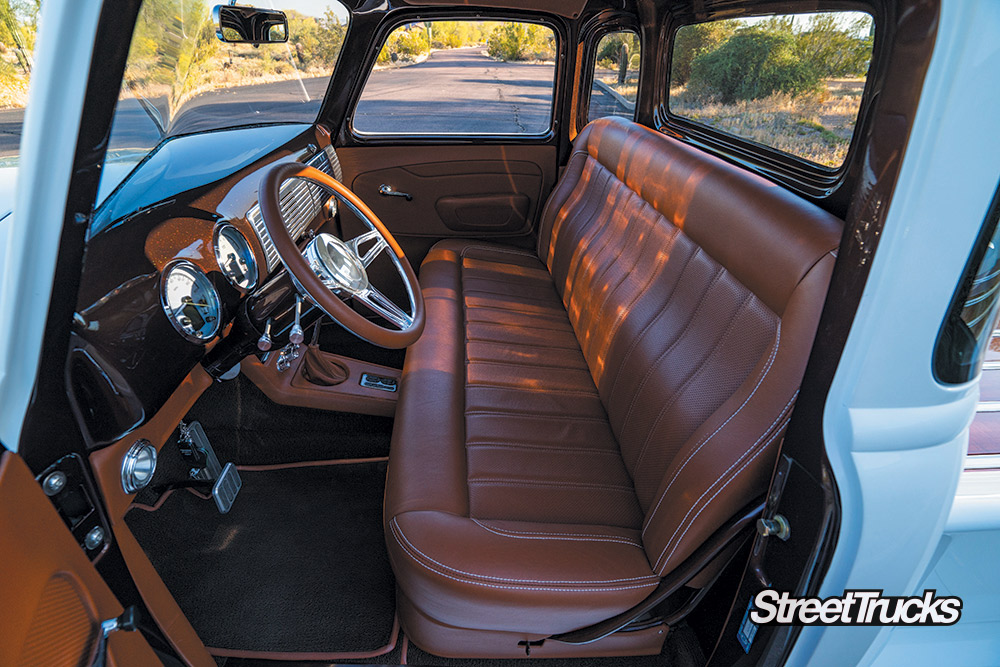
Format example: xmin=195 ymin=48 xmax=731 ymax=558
xmin=242 ymin=349 xmax=400 ymax=418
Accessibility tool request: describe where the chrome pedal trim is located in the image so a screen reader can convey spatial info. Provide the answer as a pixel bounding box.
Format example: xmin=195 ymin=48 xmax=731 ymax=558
xmin=213 ymin=463 xmax=242 ymax=514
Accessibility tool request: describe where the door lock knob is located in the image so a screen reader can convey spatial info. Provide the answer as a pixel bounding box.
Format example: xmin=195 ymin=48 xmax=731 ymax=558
xmin=756 ymin=514 xmax=791 ymax=541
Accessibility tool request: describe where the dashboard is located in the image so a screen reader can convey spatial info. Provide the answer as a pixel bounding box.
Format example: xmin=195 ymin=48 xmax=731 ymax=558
xmin=70 ymin=123 xmax=342 ymax=447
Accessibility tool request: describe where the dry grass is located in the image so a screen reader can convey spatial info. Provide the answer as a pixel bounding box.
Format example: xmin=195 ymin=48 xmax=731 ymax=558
xmin=669 ymin=78 xmax=864 ymax=167
xmin=595 ymin=68 xmax=638 ymax=103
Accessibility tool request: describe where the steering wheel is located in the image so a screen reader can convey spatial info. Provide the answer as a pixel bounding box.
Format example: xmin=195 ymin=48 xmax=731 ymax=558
xmin=259 ymin=161 xmax=425 ymax=349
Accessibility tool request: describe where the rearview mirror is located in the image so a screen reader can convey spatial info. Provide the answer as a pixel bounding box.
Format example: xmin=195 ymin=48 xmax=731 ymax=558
xmin=213 ymin=4 xmax=288 ymax=44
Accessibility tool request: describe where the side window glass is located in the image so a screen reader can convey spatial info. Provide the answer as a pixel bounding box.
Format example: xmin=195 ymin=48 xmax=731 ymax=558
xmin=354 ymin=20 xmax=557 ymax=136
xmin=668 ymin=12 xmax=874 ymax=168
xmin=588 ymin=31 xmax=640 ymax=124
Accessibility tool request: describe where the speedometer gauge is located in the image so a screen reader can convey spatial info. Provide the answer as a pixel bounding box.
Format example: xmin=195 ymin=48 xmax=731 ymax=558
xmin=161 ymin=261 xmax=222 ymax=343
xmin=214 ymin=224 xmax=258 ymax=290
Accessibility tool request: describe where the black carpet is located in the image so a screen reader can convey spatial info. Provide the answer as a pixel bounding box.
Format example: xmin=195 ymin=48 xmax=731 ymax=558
xmin=185 ymin=375 xmax=395 ymax=466
xmin=127 ymin=462 xmax=395 ymax=656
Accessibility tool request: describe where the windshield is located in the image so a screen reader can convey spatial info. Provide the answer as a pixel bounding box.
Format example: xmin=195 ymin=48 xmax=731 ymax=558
xmin=98 ymin=0 xmax=349 ymax=204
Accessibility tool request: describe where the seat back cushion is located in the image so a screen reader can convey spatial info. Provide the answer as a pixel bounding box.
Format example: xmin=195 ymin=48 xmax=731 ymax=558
xmin=537 ymin=117 xmax=842 ymax=575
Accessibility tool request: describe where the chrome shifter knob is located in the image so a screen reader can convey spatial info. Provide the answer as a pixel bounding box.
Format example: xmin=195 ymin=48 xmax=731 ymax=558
xmin=257 ymin=318 xmax=273 ymax=352
xmin=289 ymin=296 xmax=304 ymax=345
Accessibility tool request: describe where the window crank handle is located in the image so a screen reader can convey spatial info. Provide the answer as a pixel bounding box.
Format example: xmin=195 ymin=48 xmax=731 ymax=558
xmin=379 ymin=184 xmax=412 ymax=201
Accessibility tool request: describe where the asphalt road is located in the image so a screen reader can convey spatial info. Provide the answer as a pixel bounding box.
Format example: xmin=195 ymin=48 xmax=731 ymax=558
xmin=0 ymin=46 xmax=627 ymax=158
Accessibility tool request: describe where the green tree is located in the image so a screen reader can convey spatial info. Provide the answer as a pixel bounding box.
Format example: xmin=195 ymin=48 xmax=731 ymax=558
xmin=487 ymin=23 xmax=553 ymax=62
xmin=689 ymin=28 xmax=822 ymax=103
xmin=670 ymin=21 xmax=737 ymax=86
xmin=794 ymin=13 xmax=873 ymax=78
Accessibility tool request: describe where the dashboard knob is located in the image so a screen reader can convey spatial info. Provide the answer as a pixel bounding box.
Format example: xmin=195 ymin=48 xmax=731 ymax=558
xmin=258 ymin=318 xmax=273 ymax=352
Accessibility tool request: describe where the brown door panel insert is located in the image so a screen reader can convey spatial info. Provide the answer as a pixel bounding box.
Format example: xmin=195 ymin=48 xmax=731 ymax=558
xmin=436 ymin=193 xmax=531 ymax=233
xmin=0 ymin=450 xmax=161 ymax=667
xmin=335 ymin=144 xmax=556 ymax=307
xmin=349 ymin=162 xmax=543 ymax=238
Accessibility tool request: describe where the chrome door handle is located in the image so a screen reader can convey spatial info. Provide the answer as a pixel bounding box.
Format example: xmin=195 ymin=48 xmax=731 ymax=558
xmin=379 ymin=184 xmax=412 ymax=201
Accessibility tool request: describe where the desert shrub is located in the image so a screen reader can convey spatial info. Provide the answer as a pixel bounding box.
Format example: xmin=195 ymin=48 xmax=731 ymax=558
xmin=670 ymin=21 xmax=737 ymax=86
xmin=377 ymin=27 xmax=429 ymax=65
xmin=795 ymin=13 xmax=873 ymax=78
xmin=487 ymin=23 xmax=553 ymax=61
xmin=595 ymin=32 xmax=639 ymax=66
xmin=688 ymin=29 xmax=821 ymax=103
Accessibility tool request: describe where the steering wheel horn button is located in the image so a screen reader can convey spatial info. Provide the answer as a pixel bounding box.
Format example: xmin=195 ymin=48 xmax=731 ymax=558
xmin=304 ymin=233 xmax=369 ymax=294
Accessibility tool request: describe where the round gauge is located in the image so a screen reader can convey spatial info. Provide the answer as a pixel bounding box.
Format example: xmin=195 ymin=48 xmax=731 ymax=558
xmin=160 ymin=261 xmax=222 ymax=343
xmin=214 ymin=224 xmax=258 ymax=290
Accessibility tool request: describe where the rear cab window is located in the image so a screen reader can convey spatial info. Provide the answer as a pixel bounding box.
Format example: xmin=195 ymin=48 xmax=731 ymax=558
xmin=588 ymin=30 xmax=641 ymax=124
xmin=353 ymin=20 xmax=557 ymax=136
xmin=668 ymin=11 xmax=874 ymax=169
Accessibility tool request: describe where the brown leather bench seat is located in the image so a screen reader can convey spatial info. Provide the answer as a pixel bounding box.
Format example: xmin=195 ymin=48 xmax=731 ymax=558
xmin=384 ymin=117 xmax=843 ymax=658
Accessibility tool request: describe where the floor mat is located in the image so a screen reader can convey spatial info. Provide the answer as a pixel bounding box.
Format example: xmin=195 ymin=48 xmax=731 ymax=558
xmin=185 ymin=375 xmax=395 ymax=466
xmin=126 ymin=461 xmax=396 ymax=658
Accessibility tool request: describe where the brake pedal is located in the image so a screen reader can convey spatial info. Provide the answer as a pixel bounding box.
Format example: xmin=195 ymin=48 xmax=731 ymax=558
xmin=177 ymin=421 xmax=241 ymax=513
xmin=212 ymin=463 xmax=242 ymax=514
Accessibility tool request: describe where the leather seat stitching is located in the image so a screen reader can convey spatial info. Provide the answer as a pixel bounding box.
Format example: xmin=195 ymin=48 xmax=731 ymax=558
xmin=642 ymin=326 xmax=782 ymax=536
xmin=547 ymin=163 xmax=612 ymax=274
xmin=467 ymin=336 xmax=581 ymax=351
xmin=464 ymin=383 xmax=599 ymax=397
xmin=464 ymin=410 xmax=608 ymax=423
xmin=572 ymin=190 xmax=650 ymax=340
xmin=471 ymin=520 xmax=644 ymax=547
xmin=466 ymin=443 xmax=620 ymax=455
xmin=467 ymin=479 xmax=635 ymax=492
xmin=632 ymin=292 xmax=756 ymax=474
xmin=462 ymin=304 xmax=570 ymax=321
xmin=392 ymin=519 xmax=658 ymax=587
xmin=459 ymin=245 xmax=539 ymax=260
xmin=650 ymin=392 xmax=796 ymax=570
xmin=619 ymin=264 xmax=726 ymax=439
xmin=655 ymin=413 xmax=793 ymax=571
xmin=466 ymin=360 xmax=591 ymax=373
xmin=591 ymin=222 xmax=681 ymax=369
xmin=605 ymin=245 xmax=700 ymax=402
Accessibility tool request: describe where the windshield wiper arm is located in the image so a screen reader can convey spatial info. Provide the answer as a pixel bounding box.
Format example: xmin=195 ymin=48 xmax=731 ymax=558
xmin=125 ymin=80 xmax=166 ymax=140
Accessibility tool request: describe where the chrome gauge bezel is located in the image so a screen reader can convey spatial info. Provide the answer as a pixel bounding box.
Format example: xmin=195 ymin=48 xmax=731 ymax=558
xmin=213 ymin=223 xmax=259 ymax=291
xmin=160 ymin=260 xmax=223 ymax=343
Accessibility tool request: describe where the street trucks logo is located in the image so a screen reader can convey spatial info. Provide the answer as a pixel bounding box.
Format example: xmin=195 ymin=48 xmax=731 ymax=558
xmin=750 ymin=589 xmax=963 ymax=626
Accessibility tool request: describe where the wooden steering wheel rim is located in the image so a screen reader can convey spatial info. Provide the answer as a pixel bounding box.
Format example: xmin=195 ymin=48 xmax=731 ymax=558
xmin=259 ymin=161 xmax=425 ymax=349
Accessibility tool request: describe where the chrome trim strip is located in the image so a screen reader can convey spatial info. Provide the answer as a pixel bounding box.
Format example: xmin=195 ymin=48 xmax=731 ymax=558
xmin=247 ymin=151 xmax=336 ymax=272
xmin=976 ymin=401 xmax=1000 ymax=413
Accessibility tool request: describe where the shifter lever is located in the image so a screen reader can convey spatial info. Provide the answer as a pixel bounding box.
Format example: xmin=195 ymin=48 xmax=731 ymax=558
xmin=257 ymin=318 xmax=273 ymax=352
xmin=289 ymin=296 xmax=304 ymax=345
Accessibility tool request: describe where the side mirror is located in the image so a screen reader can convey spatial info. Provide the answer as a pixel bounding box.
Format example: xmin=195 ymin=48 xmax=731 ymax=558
xmin=213 ymin=4 xmax=288 ymax=44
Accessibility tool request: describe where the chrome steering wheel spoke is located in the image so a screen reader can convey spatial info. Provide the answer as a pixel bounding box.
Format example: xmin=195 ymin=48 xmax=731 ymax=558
xmin=346 ymin=229 xmax=388 ymax=267
xmin=356 ymin=286 xmax=414 ymax=330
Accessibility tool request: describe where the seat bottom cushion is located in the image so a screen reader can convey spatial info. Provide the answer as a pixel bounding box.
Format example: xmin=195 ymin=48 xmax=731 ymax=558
xmin=385 ymin=240 xmax=658 ymax=637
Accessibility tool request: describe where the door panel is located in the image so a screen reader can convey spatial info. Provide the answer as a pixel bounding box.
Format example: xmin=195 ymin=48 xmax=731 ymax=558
xmin=335 ymin=144 xmax=557 ymax=307
xmin=0 ymin=450 xmax=161 ymax=666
